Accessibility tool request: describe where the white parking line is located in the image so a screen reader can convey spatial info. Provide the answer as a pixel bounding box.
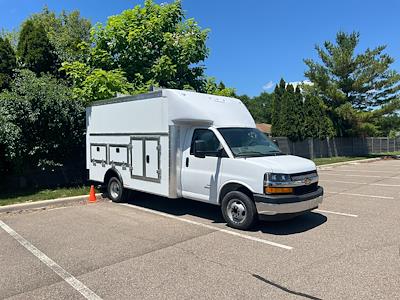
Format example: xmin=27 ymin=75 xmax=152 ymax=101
xmin=314 ymin=209 xmax=358 ymax=218
xmin=330 ymin=169 xmax=397 ymax=173
xmin=118 ymin=203 xmax=293 ymax=250
xmin=327 ymin=191 xmax=394 ymax=199
xmin=0 ymin=220 xmax=102 ymax=300
xmin=321 ymin=173 xmax=383 ymax=178
xmin=319 ymin=179 xmax=400 ymax=187
xmin=321 ymin=173 xmax=400 ymax=179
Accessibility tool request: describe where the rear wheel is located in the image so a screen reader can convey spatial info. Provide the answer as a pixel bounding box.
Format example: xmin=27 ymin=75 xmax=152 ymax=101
xmin=107 ymin=176 xmax=129 ymax=203
xmin=221 ymin=191 xmax=258 ymax=230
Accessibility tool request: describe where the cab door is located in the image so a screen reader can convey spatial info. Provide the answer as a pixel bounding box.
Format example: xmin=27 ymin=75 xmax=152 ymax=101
xmin=181 ymin=128 xmax=224 ymax=203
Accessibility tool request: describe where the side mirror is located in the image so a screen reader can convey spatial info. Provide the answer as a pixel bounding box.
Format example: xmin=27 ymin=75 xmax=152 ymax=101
xmin=272 ymin=139 xmax=279 ymax=147
xmin=193 ymin=140 xmax=206 ymax=158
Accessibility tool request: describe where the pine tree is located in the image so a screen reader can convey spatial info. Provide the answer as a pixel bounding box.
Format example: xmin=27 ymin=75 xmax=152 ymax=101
xmin=279 ymin=84 xmax=293 ymax=138
xmin=0 ymin=37 xmax=16 ymax=91
xmin=17 ymin=20 xmax=58 ymax=75
xmin=303 ymin=93 xmax=334 ymax=138
xmin=304 ymin=31 xmax=400 ymax=136
xmin=271 ymin=78 xmax=286 ymax=136
xmin=293 ymin=86 xmax=305 ymax=140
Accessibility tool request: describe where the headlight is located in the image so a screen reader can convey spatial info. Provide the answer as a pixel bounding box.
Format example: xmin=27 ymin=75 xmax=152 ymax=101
xmin=264 ymin=173 xmax=293 ymax=194
xmin=264 ymin=173 xmax=291 ymax=183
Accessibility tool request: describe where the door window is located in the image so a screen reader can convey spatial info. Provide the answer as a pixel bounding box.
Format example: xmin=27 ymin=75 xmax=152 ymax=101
xmin=190 ymin=129 xmax=221 ymax=157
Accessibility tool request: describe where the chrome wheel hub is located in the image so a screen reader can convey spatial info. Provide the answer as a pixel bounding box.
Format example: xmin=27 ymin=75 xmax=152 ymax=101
xmin=110 ymin=181 xmax=120 ymax=199
xmin=227 ymin=199 xmax=247 ymax=224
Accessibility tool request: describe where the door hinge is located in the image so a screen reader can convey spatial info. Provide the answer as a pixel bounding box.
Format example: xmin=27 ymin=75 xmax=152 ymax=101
xmin=156 ymin=144 xmax=161 ymax=151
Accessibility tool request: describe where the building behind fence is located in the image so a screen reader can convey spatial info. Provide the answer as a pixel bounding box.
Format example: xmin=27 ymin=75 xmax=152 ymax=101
xmin=273 ymin=136 xmax=400 ymax=159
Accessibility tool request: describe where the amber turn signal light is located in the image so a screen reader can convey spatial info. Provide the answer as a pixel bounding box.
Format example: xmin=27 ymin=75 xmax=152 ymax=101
xmin=265 ymin=187 xmax=293 ymax=194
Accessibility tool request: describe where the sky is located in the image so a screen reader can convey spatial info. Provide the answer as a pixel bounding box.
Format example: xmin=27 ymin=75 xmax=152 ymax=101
xmin=0 ymin=0 xmax=399 ymax=96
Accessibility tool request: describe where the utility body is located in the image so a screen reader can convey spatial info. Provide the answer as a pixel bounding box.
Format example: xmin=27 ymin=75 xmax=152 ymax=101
xmin=86 ymin=89 xmax=323 ymax=229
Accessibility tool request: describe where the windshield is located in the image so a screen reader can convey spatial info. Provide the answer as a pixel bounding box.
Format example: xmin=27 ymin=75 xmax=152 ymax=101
xmin=218 ymin=127 xmax=282 ymax=157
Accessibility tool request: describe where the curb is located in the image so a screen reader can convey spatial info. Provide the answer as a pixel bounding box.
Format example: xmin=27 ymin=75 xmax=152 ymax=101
xmin=0 ymin=193 xmax=104 ymax=214
xmin=317 ymin=157 xmax=382 ymax=170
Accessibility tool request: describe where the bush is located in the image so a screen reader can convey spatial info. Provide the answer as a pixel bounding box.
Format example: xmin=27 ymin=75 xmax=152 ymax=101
xmin=0 ymin=69 xmax=85 ymax=175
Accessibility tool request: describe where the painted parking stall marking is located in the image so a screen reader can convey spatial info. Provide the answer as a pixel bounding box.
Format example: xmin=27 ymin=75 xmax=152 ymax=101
xmin=118 ymin=203 xmax=293 ymax=250
xmin=314 ymin=209 xmax=358 ymax=218
xmin=326 ymin=191 xmax=394 ymax=199
xmin=328 ymin=169 xmax=399 ymax=173
xmin=319 ymin=179 xmax=400 ymax=187
xmin=0 ymin=220 xmax=103 ymax=300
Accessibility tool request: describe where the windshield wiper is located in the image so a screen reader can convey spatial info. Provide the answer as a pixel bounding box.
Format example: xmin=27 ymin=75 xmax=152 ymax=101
xmin=235 ymin=151 xmax=265 ymax=157
xmin=236 ymin=150 xmax=283 ymax=157
xmin=263 ymin=152 xmax=284 ymax=156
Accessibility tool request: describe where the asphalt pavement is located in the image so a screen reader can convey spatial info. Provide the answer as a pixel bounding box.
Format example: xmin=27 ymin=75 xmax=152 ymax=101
xmin=1 ymin=159 xmax=399 ymax=299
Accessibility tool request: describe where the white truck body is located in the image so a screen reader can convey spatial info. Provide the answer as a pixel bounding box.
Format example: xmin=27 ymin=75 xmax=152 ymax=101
xmin=86 ymin=89 xmax=323 ymax=229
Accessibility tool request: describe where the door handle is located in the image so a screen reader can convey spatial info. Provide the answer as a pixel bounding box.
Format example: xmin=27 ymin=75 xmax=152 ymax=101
xmin=185 ymin=157 xmax=189 ymax=167
xmin=146 ymin=155 xmax=150 ymax=164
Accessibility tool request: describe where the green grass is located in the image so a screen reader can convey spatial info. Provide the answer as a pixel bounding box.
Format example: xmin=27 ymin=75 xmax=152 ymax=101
xmin=0 ymin=186 xmax=93 ymax=207
xmin=313 ymin=156 xmax=373 ymax=166
xmin=371 ymin=151 xmax=400 ymax=156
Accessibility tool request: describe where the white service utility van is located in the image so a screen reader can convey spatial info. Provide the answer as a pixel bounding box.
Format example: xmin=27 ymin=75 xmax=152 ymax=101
xmin=86 ymin=89 xmax=323 ymax=230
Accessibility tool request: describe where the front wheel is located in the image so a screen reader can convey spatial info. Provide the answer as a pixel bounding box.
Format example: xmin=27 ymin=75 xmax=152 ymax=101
xmin=107 ymin=176 xmax=129 ymax=203
xmin=221 ymin=191 xmax=258 ymax=230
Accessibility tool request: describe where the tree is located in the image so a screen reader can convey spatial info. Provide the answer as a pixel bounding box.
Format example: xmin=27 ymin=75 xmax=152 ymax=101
xmin=31 ymin=7 xmax=91 ymax=62
xmin=375 ymin=114 xmax=400 ymax=136
xmin=304 ymin=31 xmax=400 ymax=136
xmin=0 ymin=70 xmax=85 ymax=175
xmin=0 ymin=37 xmax=16 ymax=90
xmin=17 ymin=20 xmax=58 ymax=75
xmin=303 ymin=93 xmax=335 ymax=139
xmin=60 ymin=61 xmax=133 ymax=103
xmin=279 ymin=85 xmax=306 ymax=141
xmin=65 ymin=0 xmax=209 ymax=97
xmin=203 ymin=77 xmax=236 ymax=97
xmin=271 ymin=79 xmax=286 ymax=136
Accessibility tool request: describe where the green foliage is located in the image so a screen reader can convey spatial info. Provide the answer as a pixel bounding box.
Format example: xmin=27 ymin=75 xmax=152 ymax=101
xmin=375 ymin=113 xmax=400 ymax=137
xmin=239 ymin=92 xmax=273 ymax=124
xmin=303 ymin=93 xmax=335 ymax=139
xmin=87 ymin=0 xmax=209 ymax=93
xmin=271 ymin=79 xmax=286 ymax=135
xmin=0 ymin=29 xmax=18 ymax=51
xmin=31 ymin=7 xmax=91 ymax=62
xmin=0 ymin=37 xmax=17 ymax=90
xmin=204 ymin=77 xmax=236 ymax=97
xmin=60 ymin=61 xmax=133 ymax=103
xmin=271 ymin=79 xmax=334 ymax=140
xmin=304 ymin=31 xmax=400 ymax=136
xmin=17 ymin=20 xmax=58 ymax=75
xmin=0 ymin=70 xmax=85 ymax=175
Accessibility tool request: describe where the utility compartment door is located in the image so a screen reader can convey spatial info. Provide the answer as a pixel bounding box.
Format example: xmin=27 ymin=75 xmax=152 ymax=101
xmin=90 ymin=144 xmax=107 ymax=163
xmin=130 ymin=136 xmax=161 ymax=182
xmin=131 ymin=139 xmax=144 ymax=177
xmin=145 ymin=140 xmax=159 ymax=180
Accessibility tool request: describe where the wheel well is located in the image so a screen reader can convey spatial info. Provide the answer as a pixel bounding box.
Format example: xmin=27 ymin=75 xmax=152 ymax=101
xmin=103 ymin=168 xmax=122 ymax=187
xmin=219 ymin=183 xmax=254 ymax=204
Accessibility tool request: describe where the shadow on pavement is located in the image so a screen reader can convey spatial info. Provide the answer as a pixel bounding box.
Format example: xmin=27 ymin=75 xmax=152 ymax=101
xmin=255 ymin=212 xmax=327 ymax=235
xmin=123 ymin=191 xmax=327 ymax=235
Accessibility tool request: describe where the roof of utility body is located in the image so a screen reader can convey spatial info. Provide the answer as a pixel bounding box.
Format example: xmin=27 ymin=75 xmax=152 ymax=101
xmin=89 ymin=89 xmax=256 ymax=128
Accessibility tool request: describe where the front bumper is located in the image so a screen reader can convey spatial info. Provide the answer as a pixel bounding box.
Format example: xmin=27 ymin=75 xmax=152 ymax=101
xmin=254 ymin=186 xmax=323 ymax=215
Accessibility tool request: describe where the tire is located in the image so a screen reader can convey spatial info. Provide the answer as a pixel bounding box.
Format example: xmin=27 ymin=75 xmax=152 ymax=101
xmin=107 ymin=176 xmax=129 ymax=203
xmin=221 ymin=191 xmax=258 ymax=230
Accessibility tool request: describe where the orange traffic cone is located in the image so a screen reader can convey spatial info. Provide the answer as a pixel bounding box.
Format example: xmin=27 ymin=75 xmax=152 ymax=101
xmin=88 ymin=185 xmax=96 ymax=203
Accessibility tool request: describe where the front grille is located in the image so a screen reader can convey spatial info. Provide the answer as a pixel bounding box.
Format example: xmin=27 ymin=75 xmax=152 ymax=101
xmin=293 ymin=182 xmax=318 ymax=195
xmin=290 ymin=170 xmax=317 ymax=181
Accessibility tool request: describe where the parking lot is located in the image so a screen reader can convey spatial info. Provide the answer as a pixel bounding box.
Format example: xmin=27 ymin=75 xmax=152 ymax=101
xmin=1 ymin=159 xmax=399 ymax=300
